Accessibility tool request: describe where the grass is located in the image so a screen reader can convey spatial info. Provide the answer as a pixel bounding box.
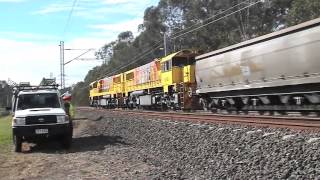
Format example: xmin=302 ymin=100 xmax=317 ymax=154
xmin=0 ymin=115 xmax=12 ymax=153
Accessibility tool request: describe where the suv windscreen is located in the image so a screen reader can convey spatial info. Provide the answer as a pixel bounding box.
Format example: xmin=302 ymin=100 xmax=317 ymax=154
xmin=17 ymin=93 xmax=60 ymax=110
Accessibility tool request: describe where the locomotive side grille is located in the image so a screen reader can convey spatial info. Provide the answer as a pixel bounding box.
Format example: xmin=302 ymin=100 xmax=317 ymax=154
xmin=25 ymin=115 xmax=57 ymax=125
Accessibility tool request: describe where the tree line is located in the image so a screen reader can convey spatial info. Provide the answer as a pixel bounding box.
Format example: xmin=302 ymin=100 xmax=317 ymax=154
xmin=0 ymin=81 xmax=12 ymax=108
xmin=71 ymin=0 xmax=320 ymax=106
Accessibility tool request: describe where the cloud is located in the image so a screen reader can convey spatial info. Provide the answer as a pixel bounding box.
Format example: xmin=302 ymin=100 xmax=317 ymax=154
xmin=3 ymin=0 xmax=159 ymax=86
xmin=73 ymin=7 xmax=141 ymax=20
xmin=33 ymin=0 xmax=154 ymax=18
xmin=0 ymin=38 xmax=59 ymax=84
xmin=89 ymin=18 xmax=142 ymax=37
xmin=61 ymin=37 xmax=109 ymax=86
xmin=0 ymin=37 xmax=106 ymax=86
xmin=0 ymin=31 xmax=59 ymax=41
xmin=0 ymin=0 xmax=25 ymax=2
xmin=32 ymin=2 xmax=86 ymax=15
xmin=100 ymin=0 xmax=143 ymax=5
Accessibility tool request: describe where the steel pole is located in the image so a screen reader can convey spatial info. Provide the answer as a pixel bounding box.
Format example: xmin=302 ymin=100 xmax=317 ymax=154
xmin=60 ymin=41 xmax=65 ymax=89
xmin=163 ymin=32 xmax=167 ymax=56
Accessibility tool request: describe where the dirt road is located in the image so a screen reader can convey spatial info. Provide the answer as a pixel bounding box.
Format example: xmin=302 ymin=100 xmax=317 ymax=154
xmin=1 ymin=109 xmax=320 ymax=179
xmin=0 ymin=115 xmax=154 ymax=180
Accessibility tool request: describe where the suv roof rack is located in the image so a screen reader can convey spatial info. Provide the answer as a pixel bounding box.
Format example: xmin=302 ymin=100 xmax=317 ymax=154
xmin=13 ymin=78 xmax=59 ymax=95
xmin=40 ymin=78 xmax=57 ymax=86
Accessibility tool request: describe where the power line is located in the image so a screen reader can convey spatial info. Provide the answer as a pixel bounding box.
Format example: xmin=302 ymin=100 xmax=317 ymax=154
xmin=74 ymin=0 xmax=264 ymax=90
xmin=98 ymin=0 xmax=255 ymax=79
xmin=104 ymin=0 xmax=263 ymax=77
xmin=64 ymin=48 xmax=93 ymax=51
xmin=171 ymin=0 xmax=252 ymax=37
xmin=94 ymin=0 xmax=260 ymax=75
xmin=97 ymin=43 xmax=163 ymax=80
xmin=75 ymin=43 xmax=162 ymax=91
xmin=62 ymin=0 xmax=79 ymax=38
xmin=172 ymin=0 xmax=263 ymax=39
xmin=64 ymin=49 xmax=95 ymax=65
xmin=64 ymin=58 xmax=105 ymax=62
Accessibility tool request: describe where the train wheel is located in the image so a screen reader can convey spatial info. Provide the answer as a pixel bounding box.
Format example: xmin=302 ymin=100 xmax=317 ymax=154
xmin=301 ymin=111 xmax=310 ymax=116
xmin=269 ymin=111 xmax=275 ymax=116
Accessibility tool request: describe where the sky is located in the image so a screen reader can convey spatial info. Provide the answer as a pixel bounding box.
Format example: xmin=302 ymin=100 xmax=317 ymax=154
xmin=0 ymin=0 xmax=159 ymax=86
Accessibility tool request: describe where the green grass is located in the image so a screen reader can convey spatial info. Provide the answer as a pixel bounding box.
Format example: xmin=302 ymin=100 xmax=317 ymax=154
xmin=0 ymin=116 xmax=12 ymax=152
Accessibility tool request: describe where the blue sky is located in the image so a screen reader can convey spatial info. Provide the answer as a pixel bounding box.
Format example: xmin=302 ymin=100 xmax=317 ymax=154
xmin=0 ymin=0 xmax=159 ymax=86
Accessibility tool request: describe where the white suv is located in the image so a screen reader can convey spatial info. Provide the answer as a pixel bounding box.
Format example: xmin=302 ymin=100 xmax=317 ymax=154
xmin=11 ymin=86 xmax=73 ymax=152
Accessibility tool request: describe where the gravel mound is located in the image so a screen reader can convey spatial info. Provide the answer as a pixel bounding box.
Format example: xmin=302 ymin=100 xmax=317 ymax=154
xmin=79 ymin=110 xmax=320 ymax=179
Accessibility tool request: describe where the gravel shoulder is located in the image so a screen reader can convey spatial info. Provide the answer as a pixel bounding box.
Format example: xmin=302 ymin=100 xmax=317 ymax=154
xmin=0 ymin=113 xmax=155 ymax=180
xmin=0 ymin=109 xmax=320 ymax=179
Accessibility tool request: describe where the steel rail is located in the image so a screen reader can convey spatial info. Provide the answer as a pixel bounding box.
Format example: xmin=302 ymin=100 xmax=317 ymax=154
xmin=78 ymin=107 xmax=320 ymax=130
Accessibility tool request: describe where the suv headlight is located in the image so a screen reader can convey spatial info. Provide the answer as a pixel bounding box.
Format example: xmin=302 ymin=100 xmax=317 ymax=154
xmin=57 ymin=115 xmax=69 ymax=123
xmin=13 ymin=117 xmax=26 ymax=125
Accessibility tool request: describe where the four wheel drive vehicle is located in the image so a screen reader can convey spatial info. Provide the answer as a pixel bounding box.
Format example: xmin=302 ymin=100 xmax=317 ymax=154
xmin=10 ymin=83 xmax=73 ymax=152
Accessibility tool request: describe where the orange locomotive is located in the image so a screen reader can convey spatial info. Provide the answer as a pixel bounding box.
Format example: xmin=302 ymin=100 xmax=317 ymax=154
xmin=89 ymin=50 xmax=201 ymax=110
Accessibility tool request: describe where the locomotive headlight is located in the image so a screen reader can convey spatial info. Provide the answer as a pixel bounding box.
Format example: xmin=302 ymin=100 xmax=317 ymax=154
xmin=13 ymin=117 xmax=26 ymax=125
xmin=57 ymin=115 xmax=69 ymax=123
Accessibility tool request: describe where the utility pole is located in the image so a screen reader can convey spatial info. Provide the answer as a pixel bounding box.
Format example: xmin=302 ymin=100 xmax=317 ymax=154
xmin=59 ymin=41 xmax=96 ymax=89
xmin=6 ymin=93 xmax=9 ymax=107
xmin=59 ymin=41 xmax=65 ymax=89
xmin=163 ymin=32 xmax=167 ymax=56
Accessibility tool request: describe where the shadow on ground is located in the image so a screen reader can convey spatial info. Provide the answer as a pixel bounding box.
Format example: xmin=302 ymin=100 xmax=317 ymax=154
xmin=23 ymin=135 xmax=129 ymax=154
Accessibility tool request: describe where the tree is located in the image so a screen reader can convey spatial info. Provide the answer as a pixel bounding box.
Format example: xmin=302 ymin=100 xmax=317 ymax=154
xmin=71 ymin=82 xmax=89 ymax=106
xmin=0 ymin=81 xmax=12 ymax=107
xmin=118 ymin=31 xmax=134 ymax=42
xmin=287 ymin=0 xmax=320 ymax=25
xmin=72 ymin=0 xmax=320 ymax=106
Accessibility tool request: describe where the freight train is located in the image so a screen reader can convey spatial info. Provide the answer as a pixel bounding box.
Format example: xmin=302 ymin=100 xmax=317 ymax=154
xmin=89 ymin=18 xmax=320 ymax=115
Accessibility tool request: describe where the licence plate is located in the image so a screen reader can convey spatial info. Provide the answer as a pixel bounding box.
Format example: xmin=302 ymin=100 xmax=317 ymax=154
xmin=35 ymin=129 xmax=48 ymax=134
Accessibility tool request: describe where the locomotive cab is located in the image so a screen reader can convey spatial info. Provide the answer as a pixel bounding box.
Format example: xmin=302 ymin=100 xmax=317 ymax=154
xmin=160 ymin=50 xmax=198 ymax=92
xmin=89 ymin=81 xmax=98 ymax=107
xmin=160 ymin=50 xmax=200 ymax=110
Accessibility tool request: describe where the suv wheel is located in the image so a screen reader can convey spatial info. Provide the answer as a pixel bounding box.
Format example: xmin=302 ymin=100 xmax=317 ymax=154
xmin=61 ymin=133 xmax=72 ymax=149
xmin=13 ymin=135 xmax=22 ymax=152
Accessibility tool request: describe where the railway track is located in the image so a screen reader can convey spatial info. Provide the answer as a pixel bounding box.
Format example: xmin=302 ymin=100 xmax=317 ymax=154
xmin=78 ymin=107 xmax=320 ymax=130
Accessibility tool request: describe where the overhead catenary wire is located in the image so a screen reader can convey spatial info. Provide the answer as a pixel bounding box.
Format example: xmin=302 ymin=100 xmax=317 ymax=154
xmin=64 ymin=49 xmax=95 ymax=65
xmin=75 ymin=0 xmax=264 ymax=90
xmin=99 ymin=0 xmax=260 ymax=76
xmin=171 ymin=0 xmax=253 ymax=37
xmin=126 ymin=0 xmax=254 ymax=59
xmin=62 ymin=0 xmax=79 ymax=38
xmin=77 ymin=58 xmax=105 ymax=61
xmin=98 ymin=0 xmax=255 ymax=70
xmin=96 ymin=43 xmax=163 ymax=80
xmin=103 ymin=0 xmax=264 ymax=76
xmin=74 ymin=43 xmax=163 ymax=90
xmin=171 ymin=0 xmax=264 ymax=39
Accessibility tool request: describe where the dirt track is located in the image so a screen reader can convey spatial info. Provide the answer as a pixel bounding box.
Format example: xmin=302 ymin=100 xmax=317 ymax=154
xmin=0 ymin=113 xmax=154 ymax=180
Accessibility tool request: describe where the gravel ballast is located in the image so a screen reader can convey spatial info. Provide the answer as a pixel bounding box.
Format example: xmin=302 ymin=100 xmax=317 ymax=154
xmin=78 ymin=110 xmax=320 ymax=179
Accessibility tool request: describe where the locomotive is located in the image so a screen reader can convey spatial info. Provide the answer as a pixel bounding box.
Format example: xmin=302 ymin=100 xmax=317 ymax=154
xmin=89 ymin=18 xmax=320 ymax=115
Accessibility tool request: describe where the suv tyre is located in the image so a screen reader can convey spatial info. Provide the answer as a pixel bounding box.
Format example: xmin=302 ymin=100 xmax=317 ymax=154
xmin=61 ymin=131 xmax=72 ymax=149
xmin=13 ymin=135 xmax=22 ymax=152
